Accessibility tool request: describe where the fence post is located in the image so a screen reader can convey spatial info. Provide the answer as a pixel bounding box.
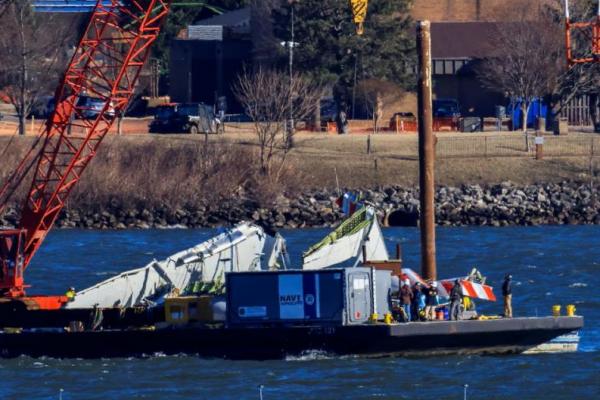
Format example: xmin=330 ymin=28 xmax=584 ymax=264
xmin=590 ymin=136 xmax=595 ymax=193
xmin=535 ymin=132 xmax=544 ymax=160
xmin=484 ymin=136 xmax=488 ymax=158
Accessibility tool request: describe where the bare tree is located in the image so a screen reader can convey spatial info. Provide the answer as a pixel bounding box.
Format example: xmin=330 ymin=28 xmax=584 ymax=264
xmin=234 ymin=68 xmax=323 ymax=178
xmin=0 ymin=0 xmax=14 ymax=14
xmin=0 ymin=2 xmax=73 ymax=135
xmin=357 ymin=78 xmax=404 ymax=135
xmin=477 ymin=7 xmax=562 ymax=144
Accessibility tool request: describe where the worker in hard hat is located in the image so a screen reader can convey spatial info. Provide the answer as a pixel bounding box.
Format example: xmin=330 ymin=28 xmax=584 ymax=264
xmin=502 ymin=274 xmax=513 ymax=318
xmin=65 ymin=287 xmax=76 ymax=302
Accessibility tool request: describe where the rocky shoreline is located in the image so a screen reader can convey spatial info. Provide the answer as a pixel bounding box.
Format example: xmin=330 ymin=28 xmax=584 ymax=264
xmin=1 ymin=181 xmax=600 ymax=229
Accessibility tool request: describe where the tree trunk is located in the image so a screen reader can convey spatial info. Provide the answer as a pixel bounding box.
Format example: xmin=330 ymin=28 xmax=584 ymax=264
xmin=521 ymin=103 xmax=529 ymax=133
xmin=313 ymin=97 xmax=321 ymax=132
xmin=549 ymin=100 xmax=561 ymax=134
xmin=375 ymin=92 xmax=383 ymax=134
xmin=18 ymin=5 xmax=27 ymax=137
xmin=117 ymin=114 xmax=123 ymax=136
xmin=522 ymin=103 xmax=530 ymax=151
xmin=589 ymin=93 xmax=600 ymax=133
xmin=372 ymin=109 xmax=377 ymax=135
xmin=259 ymin=136 xmax=267 ymax=175
xmin=18 ymin=113 xmax=26 ymax=136
xmin=286 ymin=120 xmax=294 ymax=149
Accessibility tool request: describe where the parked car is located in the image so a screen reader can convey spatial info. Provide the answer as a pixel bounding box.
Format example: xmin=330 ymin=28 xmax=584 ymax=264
xmin=30 ymin=96 xmax=55 ymax=119
xmin=149 ymin=103 xmax=218 ymax=134
xmin=433 ymin=98 xmax=461 ymax=118
xmin=320 ymin=98 xmax=338 ymax=122
xmin=76 ymin=95 xmax=116 ymax=119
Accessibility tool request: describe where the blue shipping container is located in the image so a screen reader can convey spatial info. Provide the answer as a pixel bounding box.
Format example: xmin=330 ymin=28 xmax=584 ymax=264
xmin=508 ymin=98 xmax=548 ymax=130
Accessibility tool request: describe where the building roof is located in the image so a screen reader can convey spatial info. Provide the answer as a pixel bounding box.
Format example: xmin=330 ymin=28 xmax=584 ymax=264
xmin=431 ymin=22 xmax=499 ymax=59
xmin=187 ymin=6 xmax=251 ymax=38
xmin=196 ymin=7 xmax=250 ymax=28
xmin=33 ymin=0 xmax=108 ymax=12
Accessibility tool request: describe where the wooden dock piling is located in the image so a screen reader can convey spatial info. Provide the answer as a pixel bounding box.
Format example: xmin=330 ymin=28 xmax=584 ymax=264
xmin=417 ymin=21 xmax=437 ymax=281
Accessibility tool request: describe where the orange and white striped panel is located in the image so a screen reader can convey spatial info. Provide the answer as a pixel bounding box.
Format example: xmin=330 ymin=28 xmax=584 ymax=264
xmin=439 ymin=279 xmax=497 ymax=302
xmin=460 ymin=280 xmax=497 ymax=302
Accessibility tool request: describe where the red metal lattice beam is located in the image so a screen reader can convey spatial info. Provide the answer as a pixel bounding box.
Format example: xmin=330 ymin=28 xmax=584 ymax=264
xmin=565 ymin=0 xmax=600 ymax=65
xmin=0 ymin=0 xmax=171 ymax=296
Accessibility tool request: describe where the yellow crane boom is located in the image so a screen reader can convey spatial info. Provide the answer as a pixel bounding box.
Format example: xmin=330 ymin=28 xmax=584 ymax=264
xmin=350 ymin=0 xmax=368 ymax=35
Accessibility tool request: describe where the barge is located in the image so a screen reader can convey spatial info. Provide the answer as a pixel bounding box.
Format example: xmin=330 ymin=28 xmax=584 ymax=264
xmin=0 ymin=2 xmax=584 ymax=361
xmin=0 ymin=317 xmax=582 ymax=360
xmin=0 ymin=251 xmax=584 ymax=359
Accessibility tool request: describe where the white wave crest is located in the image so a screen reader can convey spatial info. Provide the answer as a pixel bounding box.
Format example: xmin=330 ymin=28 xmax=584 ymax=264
xmin=569 ymin=283 xmax=588 ymax=288
xmin=285 ymin=350 xmax=333 ymax=361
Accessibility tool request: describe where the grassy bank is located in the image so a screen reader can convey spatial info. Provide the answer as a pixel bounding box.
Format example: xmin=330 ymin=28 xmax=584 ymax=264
xmin=0 ymin=132 xmax=597 ymax=211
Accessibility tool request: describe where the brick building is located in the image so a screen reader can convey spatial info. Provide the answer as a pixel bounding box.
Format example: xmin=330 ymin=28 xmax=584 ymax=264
xmin=414 ymin=0 xmax=555 ymax=120
xmin=411 ymin=0 xmax=551 ymax=22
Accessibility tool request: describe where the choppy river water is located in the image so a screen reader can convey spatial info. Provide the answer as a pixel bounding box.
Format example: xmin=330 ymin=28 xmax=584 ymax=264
xmin=1 ymin=226 xmax=599 ymax=399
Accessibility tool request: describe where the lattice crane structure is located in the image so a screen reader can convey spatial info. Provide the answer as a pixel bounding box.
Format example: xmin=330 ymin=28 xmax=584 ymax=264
xmin=565 ymin=0 xmax=600 ymax=64
xmin=0 ymin=0 xmax=171 ymax=305
xmin=0 ymin=0 xmax=366 ymax=307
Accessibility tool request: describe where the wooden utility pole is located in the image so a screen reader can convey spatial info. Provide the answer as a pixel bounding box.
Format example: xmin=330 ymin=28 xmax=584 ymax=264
xmin=417 ymin=21 xmax=437 ymax=281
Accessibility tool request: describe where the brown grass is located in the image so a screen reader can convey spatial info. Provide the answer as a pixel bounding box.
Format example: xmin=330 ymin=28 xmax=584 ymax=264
xmin=0 ymin=130 xmax=597 ymax=213
xmin=219 ymin=130 xmax=599 ymax=188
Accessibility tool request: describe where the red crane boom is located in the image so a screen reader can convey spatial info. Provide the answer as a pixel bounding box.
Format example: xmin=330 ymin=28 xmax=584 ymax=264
xmin=565 ymin=0 xmax=600 ymax=64
xmin=0 ymin=0 xmax=171 ymax=300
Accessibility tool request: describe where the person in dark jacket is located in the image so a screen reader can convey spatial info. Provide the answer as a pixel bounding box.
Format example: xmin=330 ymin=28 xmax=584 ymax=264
xmin=337 ymin=106 xmax=349 ymax=134
xmin=411 ymin=283 xmax=426 ymax=321
xmin=400 ymin=280 xmax=414 ymax=322
xmin=425 ymin=282 xmax=440 ymax=320
xmin=449 ymin=279 xmax=463 ymax=320
xmin=502 ymin=274 xmax=513 ymax=318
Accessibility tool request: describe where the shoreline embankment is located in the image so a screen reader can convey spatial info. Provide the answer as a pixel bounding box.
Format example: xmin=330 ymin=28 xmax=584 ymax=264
xmin=1 ymin=181 xmax=598 ymax=230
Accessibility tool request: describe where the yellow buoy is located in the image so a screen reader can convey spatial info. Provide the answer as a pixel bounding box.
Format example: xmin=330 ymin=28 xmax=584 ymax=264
xmin=552 ymin=305 xmax=561 ymax=317
xmin=566 ymin=304 xmax=576 ymax=317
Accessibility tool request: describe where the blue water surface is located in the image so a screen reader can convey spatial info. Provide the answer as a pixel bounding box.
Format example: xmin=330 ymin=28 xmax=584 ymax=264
xmin=1 ymin=226 xmax=599 ymax=399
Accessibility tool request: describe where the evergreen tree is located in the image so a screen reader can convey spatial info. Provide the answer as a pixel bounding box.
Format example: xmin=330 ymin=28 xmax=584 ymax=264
xmin=272 ymin=0 xmax=415 ymax=104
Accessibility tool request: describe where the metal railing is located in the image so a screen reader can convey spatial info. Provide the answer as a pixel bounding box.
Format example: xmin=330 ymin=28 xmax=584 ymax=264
xmin=435 ymin=135 xmax=599 ymax=159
